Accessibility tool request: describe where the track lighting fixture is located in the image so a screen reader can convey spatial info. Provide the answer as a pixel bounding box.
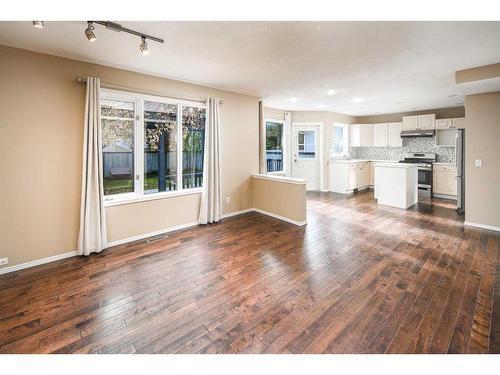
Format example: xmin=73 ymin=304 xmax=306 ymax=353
xmin=85 ymin=22 xmax=96 ymax=42
xmin=32 ymin=21 xmax=44 ymax=29
xmin=139 ymin=37 xmax=150 ymax=56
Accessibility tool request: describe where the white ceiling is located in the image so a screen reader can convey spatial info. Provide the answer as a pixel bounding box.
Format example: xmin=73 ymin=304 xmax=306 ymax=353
xmin=1 ymin=21 xmax=499 ymax=116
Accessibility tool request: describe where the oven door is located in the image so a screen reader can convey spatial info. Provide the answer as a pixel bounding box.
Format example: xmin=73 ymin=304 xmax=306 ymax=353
xmin=418 ymin=167 xmax=432 ymax=190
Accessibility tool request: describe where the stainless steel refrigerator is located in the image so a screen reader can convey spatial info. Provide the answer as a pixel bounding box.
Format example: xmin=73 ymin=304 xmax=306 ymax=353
xmin=456 ymin=129 xmax=465 ymax=213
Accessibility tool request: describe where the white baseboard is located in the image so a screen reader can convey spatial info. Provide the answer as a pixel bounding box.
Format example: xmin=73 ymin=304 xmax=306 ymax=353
xmin=0 ymin=251 xmax=78 ymax=275
xmin=252 ymin=208 xmax=307 ymax=227
xmin=106 ymin=221 xmax=199 ymax=248
xmin=464 ymin=221 xmax=500 ymax=232
xmin=221 ymin=208 xmax=254 ymax=219
xmin=432 ymin=193 xmax=457 ymax=200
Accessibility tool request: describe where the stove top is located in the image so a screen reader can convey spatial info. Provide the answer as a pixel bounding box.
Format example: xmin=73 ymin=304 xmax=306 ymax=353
xmin=399 ymin=152 xmax=436 ymax=166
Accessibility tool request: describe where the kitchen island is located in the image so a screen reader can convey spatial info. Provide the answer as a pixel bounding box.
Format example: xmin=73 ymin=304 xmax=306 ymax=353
xmin=374 ymin=162 xmax=418 ymax=209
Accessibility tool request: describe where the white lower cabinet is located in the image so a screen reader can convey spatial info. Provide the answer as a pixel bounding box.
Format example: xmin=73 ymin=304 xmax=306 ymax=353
xmin=433 ymin=164 xmax=457 ymax=197
xmin=329 ymin=161 xmax=370 ymax=194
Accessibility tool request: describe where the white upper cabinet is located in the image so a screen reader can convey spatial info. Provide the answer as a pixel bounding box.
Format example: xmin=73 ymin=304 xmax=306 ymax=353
xmin=350 ymin=124 xmax=361 ymax=147
xmin=387 ymin=122 xmax=403 ymax=147
xmin=452 ymin=117 xmax=465 ymax=128
xmin=360 ymin=124 xmax=373 ymax=147
xmin=402 ymin=114 xmax=436 ymax=130
xmin=418 ymin=114 xmax=436 ymax=130
xmin=436 ymin=118 xmax=453 ymax=129
xmin=402 ymin=115 xmax=419 ymax=131
xmin=373 ymin=123 xmax=388 ymax=147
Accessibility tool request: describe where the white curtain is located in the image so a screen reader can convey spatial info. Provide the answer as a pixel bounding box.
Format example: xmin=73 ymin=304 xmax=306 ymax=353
xmin=198 ymin=98 xmax=222 ymax=224
xmin=77 ymin=77 xmax=107 ymax=255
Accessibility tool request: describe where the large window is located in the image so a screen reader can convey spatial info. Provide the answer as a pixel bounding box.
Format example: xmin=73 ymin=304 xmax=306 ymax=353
xmin=101 ymin=90 xmax=205 ymax=203
xmin=332 ymin=123 xmax=349 ymax=156
xmin=265 ymin=120 xmax=284 ymax=173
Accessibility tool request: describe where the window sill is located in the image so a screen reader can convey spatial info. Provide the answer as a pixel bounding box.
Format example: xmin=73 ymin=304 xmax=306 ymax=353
xmin=104 ymin=188 xmax=203 ymax=207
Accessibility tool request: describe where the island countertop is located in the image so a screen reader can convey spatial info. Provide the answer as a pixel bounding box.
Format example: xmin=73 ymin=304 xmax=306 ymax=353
xmin=374 ymin=162 xmax=417 ymax=169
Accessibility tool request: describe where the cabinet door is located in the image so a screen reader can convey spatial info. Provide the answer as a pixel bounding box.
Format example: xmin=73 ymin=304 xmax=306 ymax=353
xmin=350 ymin=124 xmax=361 ymax=147
xmin=360 ymin=124 xmax=373 ymax=147
xmin=436 ymin=119 xmax=452 ymax=129
xmin=362 ymin=163 xmax=370 ymax=187
xmin=387 ymin=122 xmax=403 ymax=147
xmin=452 ymin=118 xmax=465 ymax=128
xmin=433 ymin=171 xmax=457 ymax=195
xmin=418 ymin=114 xmax=436 ymax=130
xmin=373 ymin=123 xmax=388 ymax=147
xmin=348 ymin=164 xmax=357 ymax=190
xmin=402 ymin=116 xmax=418 ymax=131
xmin=369 ymin=162 xmax=375 ymax=186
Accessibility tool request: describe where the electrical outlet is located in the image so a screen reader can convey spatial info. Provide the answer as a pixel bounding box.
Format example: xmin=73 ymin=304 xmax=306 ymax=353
xmin=0 ymin=258 xmax=8 ymax=266
xmin=475 ymin=159 xmax=482 ymax=167
xmin=226 ymin=196 xmax=231 ymax=204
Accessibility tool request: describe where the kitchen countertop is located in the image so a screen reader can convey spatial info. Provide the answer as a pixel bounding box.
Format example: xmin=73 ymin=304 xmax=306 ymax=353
xmin=328 ymin=159 xmax=400 ymax=163
xmin=374 ymin=162 xmax=417 ymax=169
xmin=433 ymin=162 xmax=456 ymax=166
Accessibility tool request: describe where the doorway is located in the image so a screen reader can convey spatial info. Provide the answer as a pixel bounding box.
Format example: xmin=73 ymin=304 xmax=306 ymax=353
xmin=291 ymin=123 xmax=321 ymax=191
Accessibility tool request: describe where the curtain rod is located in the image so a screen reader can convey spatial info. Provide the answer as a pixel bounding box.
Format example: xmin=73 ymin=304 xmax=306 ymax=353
xmin=75 ymin=77 xmax=223 ymax=104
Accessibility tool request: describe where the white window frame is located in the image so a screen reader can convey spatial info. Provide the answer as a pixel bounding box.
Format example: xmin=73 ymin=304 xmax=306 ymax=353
xmin=101 ymin=88 xmax=206 ymax=207
xmin=332 ymin=122 xmax=349 ymax=157
xmin=264 ymin=118 xmax=286 ymax=175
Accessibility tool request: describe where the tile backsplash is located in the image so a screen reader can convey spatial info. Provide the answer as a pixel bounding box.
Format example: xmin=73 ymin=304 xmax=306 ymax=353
xmin=350 ymin=137 xmax=455 ymax=163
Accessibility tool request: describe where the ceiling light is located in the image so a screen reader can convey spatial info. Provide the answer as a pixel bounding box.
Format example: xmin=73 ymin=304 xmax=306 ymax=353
xmin=327 ymin=89 xmax=336 ymax=96
xmin=140 ymin=37 xmax=150 ymax=56
xmin=290 ymin=97 xmax=298 ymax=103
xmin=352 ymin=98 xmax=363 ymax=103
xmin=32 ymin=21 xmax=44 ymax=29
xmin=317 ymin=103 xmax=325 ymax=109
xmin=85 ymin=22 xmax=96 ymax=42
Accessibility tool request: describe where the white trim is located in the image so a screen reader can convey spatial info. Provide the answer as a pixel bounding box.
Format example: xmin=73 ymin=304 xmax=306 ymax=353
xmin=432 ymin=193 xmax=457 ymax=200
xmin=222 ymin=208 xmax=254 ymax=219
xmin=104 ymin=188 xmax=202 ymax=207
xmin=264 ymin=118 xmax=286 ymax=174
xmin=291 ymin=122 xmax=324 ymax=191
xmin=0 ymin=251 xmax=78 ymax=275
xmin=252 ymin=173 xmax=307 ymax=185
xmin=464 ymin=221 xmax=500 ymax=232
xmin=252 ymin=208 xmax=307 ymax=227
xmin=106 ymin=221 xmax=199 ymax=248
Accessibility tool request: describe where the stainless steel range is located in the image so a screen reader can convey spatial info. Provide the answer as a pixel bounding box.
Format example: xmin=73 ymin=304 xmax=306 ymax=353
xmin=399 ymin=152 xmax=437 ymax=197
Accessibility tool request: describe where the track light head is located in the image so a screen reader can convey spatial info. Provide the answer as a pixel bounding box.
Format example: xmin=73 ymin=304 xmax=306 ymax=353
xmin=32 ymin=21 xmax=44 ymax=29
xmin=140 ymin=37 xmax=150 ymax=56
xmin=85 ymin=22 xmax=96 ymax=42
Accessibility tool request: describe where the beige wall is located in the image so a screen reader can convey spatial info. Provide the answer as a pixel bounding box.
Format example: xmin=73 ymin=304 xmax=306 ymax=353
xmin=355 ymin=107 xmax=465 ymax=124
xmin=0 ymin=45 xmax=259 ymax=268
xmin=252 ymin=176 xmax=306 ymax=224
xmin=463 ymin=91 xmax=500 ymax=228
xmin=456 ymin=63 xmax=500 ymax=84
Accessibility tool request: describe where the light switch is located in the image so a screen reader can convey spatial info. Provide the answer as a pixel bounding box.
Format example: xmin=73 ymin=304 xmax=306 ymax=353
xmin=475 ymin=159 xmax=482 ymax=167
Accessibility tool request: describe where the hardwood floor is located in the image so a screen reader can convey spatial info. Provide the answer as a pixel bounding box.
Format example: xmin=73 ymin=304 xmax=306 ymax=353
xmin=1 ymin=191 xmax=499 ymax=354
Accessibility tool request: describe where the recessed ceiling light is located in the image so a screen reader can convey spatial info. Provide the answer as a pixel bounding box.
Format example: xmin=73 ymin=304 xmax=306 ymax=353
xmin=327 ymin=89 xmax=336 ymax=96
xmin=352 ymin=98 xmax=363 ymax=103
xmin=317 ymin=103 xmax=325 ymax=109
xmin=289 ymin=97 xmax=298 ymax=103
xmin=32 ymin=21 xmax=44 ymax=29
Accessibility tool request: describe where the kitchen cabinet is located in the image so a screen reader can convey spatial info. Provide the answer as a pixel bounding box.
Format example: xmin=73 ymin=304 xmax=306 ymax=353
xmin=387 ymin=122 xmax=403 ymax=147
xmin=435 ymin=129 xmax=457 ymax=147
xmin=433 ymin=164 xmax=457 ymax=197
xmin=350 ymin=124 xmax=373 ymax=147
xmin=435 ymin=117 xmax=465 ymax=129
xmin=402 ymin=115 xmax=419 ymax=131
xmin=373 ymin=123 xmax=388 ymax=147
xmin=329 ymin=160 xmax=370 ymax=194
xmin=452 ymin=118 xmax=465 ymax=128
xmin=402 ymin=114 xmax=436 ymax=131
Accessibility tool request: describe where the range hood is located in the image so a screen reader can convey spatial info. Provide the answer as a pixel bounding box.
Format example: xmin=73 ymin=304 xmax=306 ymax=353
xmin=400 ymin=129 xmax=435 ymax=138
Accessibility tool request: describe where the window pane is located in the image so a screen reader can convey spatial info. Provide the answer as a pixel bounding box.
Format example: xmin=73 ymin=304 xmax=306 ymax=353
xmin=298 ymin=130 xmax=315 ymax=159
xmin=182 ymin=106 xmax=205 ymax=189
xmin=334 ymin=126 xmax=345 ymax=154
xmin=101 ymin=99 xmax=135 ymax=196
xmin=265 ymin=121 xmax=283 ymax=172
xmin=144 ymin=101 xmax=178 ymax=193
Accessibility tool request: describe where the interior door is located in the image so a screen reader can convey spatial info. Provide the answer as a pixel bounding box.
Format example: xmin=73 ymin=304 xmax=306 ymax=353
xmin=291 ymin=125 xmax=319 ymax=191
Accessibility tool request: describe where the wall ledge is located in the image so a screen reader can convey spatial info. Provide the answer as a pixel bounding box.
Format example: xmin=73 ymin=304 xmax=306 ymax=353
xmin=252 ymin=173 xmax=307 ymax=185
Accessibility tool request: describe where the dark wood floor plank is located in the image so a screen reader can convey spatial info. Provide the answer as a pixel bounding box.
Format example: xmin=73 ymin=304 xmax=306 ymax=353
xmin=0 ymin=191 xmax=498 ymax=354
